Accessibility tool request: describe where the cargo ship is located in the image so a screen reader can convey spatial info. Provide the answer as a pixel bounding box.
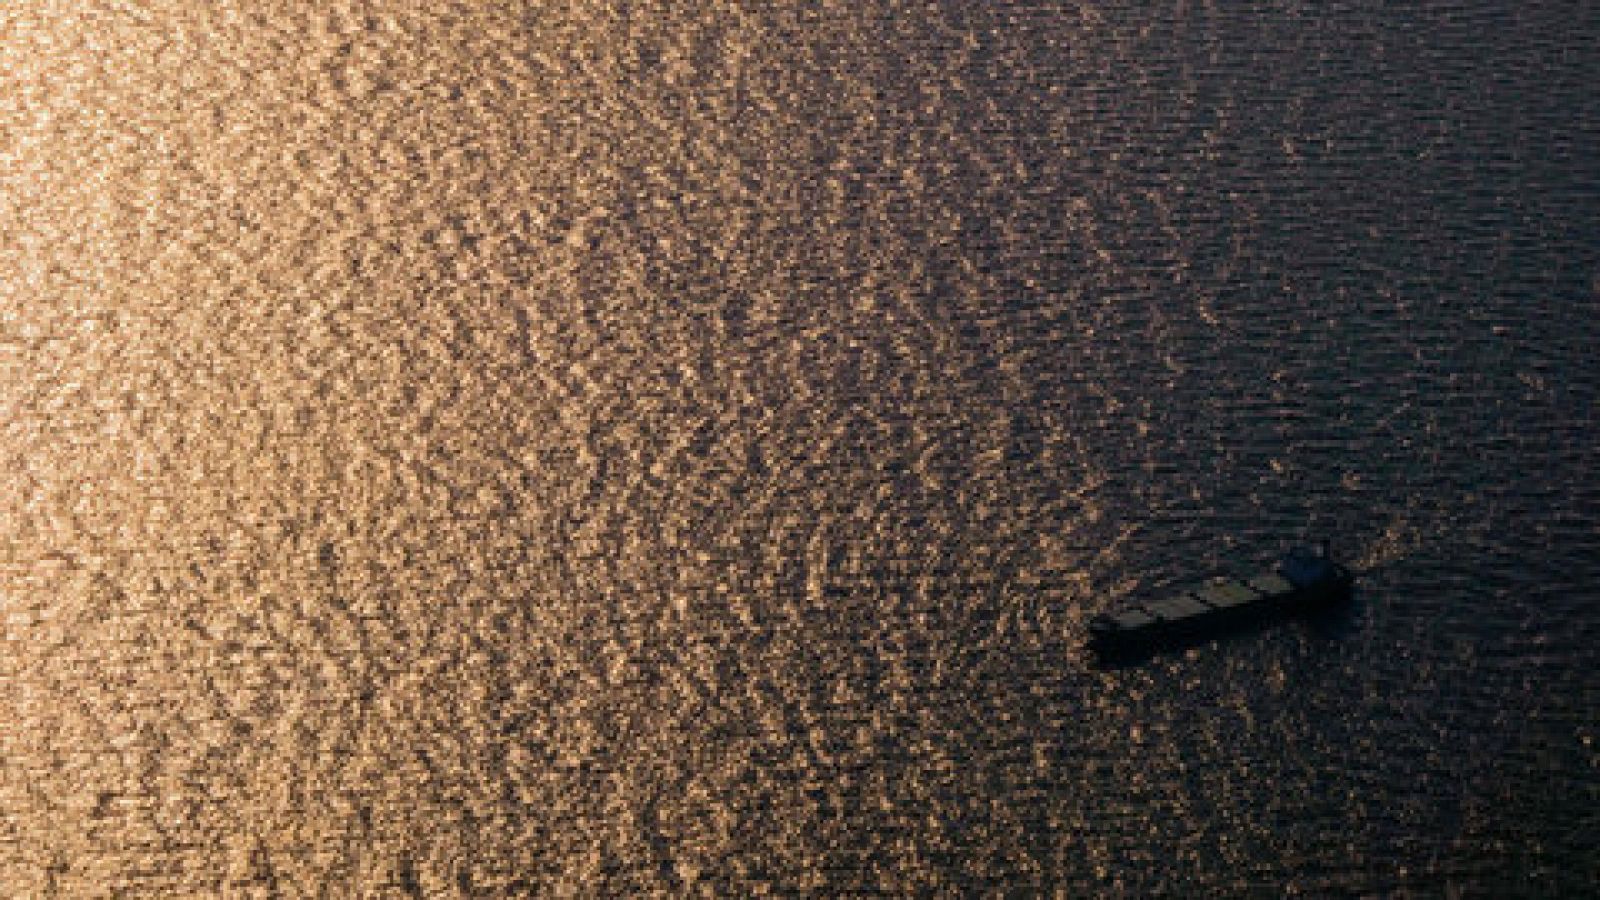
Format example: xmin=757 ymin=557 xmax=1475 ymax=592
xmin=1087 ymin=545 xmax=1354 ymax=661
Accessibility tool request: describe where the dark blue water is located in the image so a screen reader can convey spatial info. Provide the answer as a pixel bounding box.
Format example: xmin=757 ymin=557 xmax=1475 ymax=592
xmin=2 ymin=1 xmax=1596 ymax=894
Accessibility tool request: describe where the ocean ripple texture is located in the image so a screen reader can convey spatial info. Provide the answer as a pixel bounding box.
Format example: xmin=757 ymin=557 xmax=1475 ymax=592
xmin=3 ymin=1 xmax=1597 ymax=895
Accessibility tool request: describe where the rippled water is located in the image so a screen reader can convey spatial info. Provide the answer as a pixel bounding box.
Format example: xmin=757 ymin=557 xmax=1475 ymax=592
xmin=3 ymin=1 xmax=1597 ymax=894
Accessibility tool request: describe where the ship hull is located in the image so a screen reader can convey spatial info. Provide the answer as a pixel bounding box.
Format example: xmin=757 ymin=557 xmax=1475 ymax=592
xmin=1087 ymin=554 xmax=1354 ymax=663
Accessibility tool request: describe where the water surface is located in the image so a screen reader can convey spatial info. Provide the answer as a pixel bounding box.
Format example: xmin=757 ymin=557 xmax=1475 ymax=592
xmin=2 ymin=1 xmax=1597 ymax=894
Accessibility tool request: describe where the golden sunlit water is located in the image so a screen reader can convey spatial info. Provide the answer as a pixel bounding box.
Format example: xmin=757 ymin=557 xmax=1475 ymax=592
xmin=3 ymin=1 xmax=1598 ymax=894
